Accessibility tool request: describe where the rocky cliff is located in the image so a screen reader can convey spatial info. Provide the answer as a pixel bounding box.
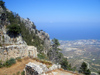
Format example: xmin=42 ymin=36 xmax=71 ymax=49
xmin=0 ymin=2 xmax=78 ymax=74
xmin=0 ymin=2 xmax=52 ymax=63
xmin=0 ymin=5 xmax=51 ymax=54
xmin=19 ymin=17 xmax=51 ymax=54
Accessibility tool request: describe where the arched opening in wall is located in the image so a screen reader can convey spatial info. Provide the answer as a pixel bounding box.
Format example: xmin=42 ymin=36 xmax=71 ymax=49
xmin=28 ymin=50 xmax=33 ymax=58
xmin=28 ymin=51 xmax=30 ymax=57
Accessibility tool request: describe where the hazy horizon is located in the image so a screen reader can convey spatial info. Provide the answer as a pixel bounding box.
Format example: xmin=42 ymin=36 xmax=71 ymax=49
xmin=3 ymin=0 xmax=100 ymax=40
xmin=35 ymin=22 xmax=100 ymax=40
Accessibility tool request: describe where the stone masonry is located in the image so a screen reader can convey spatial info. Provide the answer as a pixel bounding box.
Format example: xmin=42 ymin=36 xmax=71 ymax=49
xmin=25 ymin=62 xmax=61 ymax=75
xmin=0 ymin=45 xmax=37 ymax=61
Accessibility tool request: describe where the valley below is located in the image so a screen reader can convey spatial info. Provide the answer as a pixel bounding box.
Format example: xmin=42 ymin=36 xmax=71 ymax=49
xmin=59 ymin=39 xmax=100 ymax=72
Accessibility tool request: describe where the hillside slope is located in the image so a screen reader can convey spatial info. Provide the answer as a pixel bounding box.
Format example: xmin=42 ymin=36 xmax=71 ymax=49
xmin=0 ymin=57 xmax=80 ymax=75
xmin=0 ymin=1 xmax=88 ymax=75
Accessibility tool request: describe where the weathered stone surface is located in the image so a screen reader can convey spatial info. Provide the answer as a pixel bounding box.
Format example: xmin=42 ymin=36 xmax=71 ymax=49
xmin=0 ymin=45 xmax=37 ymax=61
xmin=39 ymin=63 xmax=49 ymax=72
xmin=49 ymin=64 xmax=61 ymax=71
xmin=19 ymin=17 xmax=51 ymax=54
xmin=0 ymin=6 xmax=4 ymax=13
xmin=25 ymin=62 xmax=43 ymax=75
xmin=0 ymin=27 xmax=27 ymax=45
xmin=25 ymin=62 xmax=61 ymax=75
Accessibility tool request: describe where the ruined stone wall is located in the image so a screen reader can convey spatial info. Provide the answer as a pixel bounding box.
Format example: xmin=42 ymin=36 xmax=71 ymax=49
xmin=0 ymin=45 xmax=37 ymax=61
xmin=25 ymin=62 xmax=61 ymax=75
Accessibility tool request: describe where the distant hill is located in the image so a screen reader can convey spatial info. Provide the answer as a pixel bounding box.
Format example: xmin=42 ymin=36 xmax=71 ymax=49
xmin=0 ymin=1 xmax=77 ymax=75
xmin=59 ymin=40 xmax=100 ymax=72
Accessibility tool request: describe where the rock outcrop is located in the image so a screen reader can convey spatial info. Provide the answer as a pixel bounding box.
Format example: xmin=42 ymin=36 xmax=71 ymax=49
xmin=0 ymin=5 xmax=51 ymax=55
xmin=0 ymin=27 xmax=26 ymax=45
xmin=19 ymin=17 xmax=51 ymax=54
xmin=25 ymin=62 xmax=61 ymax=75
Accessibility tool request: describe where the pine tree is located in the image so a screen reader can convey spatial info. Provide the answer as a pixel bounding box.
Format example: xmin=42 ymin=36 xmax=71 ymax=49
xmin=98 ymin=71 xmax=100 ymax=75
xmin=7 ymin=24 xmax=21 ymax=37
xmin=0 ymin=0 xmax=6 ymax=9
xmin=79 ymin=62 xmax=91 ymax=75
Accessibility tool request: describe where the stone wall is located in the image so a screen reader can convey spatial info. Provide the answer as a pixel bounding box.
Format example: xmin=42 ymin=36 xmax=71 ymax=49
xmin=0 ymin=45 xmax=37 ymax=61
xmin=25 ymin=62 xmax=61 ymax=75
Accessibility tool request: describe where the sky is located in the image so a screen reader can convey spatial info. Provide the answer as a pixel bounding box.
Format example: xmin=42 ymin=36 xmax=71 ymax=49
xmin=3 ymin=0 xmax=100 ymax=40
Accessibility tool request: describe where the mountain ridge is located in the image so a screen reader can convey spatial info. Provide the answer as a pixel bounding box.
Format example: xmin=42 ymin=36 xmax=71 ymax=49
xmin=0 ymin=1 xmax=98 ymax=75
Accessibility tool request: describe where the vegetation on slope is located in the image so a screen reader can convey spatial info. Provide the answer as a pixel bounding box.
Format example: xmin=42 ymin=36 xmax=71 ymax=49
xmin=79 ymin=62 xmax=91 ymax=75
xmin=0 ymin=58 xmax=16 ymax=68
xmin=7 ymin=24 xmax=21 ymax=37
xmin=47 ymin=38 xmax=75 ymax=71
xmin=0 ymin=1 xmax=93 ymax=74
xmin=98 ymin=71 xmax=100 ymax=75
xmin=0 ymin=0 xmax=6 ymax=9
xmin=20 ymin=22 xmax=44 ymax=53
xmin=0 ymin=0 xmax=44 ymax=52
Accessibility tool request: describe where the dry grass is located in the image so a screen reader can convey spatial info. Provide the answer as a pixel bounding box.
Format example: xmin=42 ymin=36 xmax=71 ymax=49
xmin=33 ymin=58 xmax=52 ymax=65
xmin=0 ymin=57 xmax=40 ymax=75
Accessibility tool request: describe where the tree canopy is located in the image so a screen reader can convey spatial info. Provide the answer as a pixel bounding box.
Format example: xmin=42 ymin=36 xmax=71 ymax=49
xmin=79 ymin=62 xmax=91 ymax=75
xmin=98 ymin=71 xmax=100 ymax=75
xmin=52 ymin=38 xmax=60 ymax=47
xmin=7 ymin=24 xmax=21 ymax=37
xmin=0 ymin=0 xmax=6 ymax=9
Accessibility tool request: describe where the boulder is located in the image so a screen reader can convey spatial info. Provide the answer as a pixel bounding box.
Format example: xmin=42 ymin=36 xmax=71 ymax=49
xmin=39 ymin=63 xmax=49 ymax=72
xmin=25 ymin=62 xmax=43 ymax=75
xmin=49 ymin=64 xmax=61 ymax=71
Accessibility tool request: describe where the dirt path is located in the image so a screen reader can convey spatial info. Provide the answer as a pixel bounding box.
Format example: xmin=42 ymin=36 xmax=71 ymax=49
xmin=46 ymin=69 xmax=80 ymax=75
xmin=0 ymin=57 xmax=41 ymax=75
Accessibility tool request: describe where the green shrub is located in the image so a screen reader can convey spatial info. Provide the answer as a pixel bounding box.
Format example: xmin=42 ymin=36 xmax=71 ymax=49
xmin=0 ymin=43 xmax=2 ymax=46
xmin=38 ymin=53 xmax=48 ymax=60
xmin=21 ymin=71 xmax=25 ymax=75
xmin=0 ymin=60 xmax=3 ymax=68
xmin=7 ymin=24 xmax=21 ymax=37
xmin=13 ymin=74 xmax=15 ymax=75
xmin=60 ymin=58 xmax=68 ymax=70
xmin=40 ymin=60 xmax=52 ymax=65
xmin=98 ymin=71 xmax=100 ymax=75
xmin=16 ymin=57 xmax=22 ymax=62
xmin=79 ymin=62 xmax=91 ymax=75
xmin=16 ymin=71 xmax=20 ymax=75
xmin=0 ymin=0 xmax=6 ymax=9
xmin=3 ymin=58 xmax=16 ymax=67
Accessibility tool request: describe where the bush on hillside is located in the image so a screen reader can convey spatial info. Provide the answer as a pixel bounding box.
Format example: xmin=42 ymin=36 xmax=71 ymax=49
xmin=3 ymin=58 xmax=16 ymax=67
xmin=60 ymin=58 xmax=68 ymax=70
xmin=38 ymin=53 xmax=48 ymax=60
xmin=21 ymin=71 xmax=25 ymax=75
xmin=16 ymin=57 xmax=22 ymax=62
xmin=7 ymin=24 xmax=21 ymax=37
xmin=79 ymin=62 xmax=91 ymax=75
xmin=16 ymin=71 xmax=20 ymax=75
xmin=0 ymin=60 xmax=3 ymax=68
xmin=0 ymin=0 xmax=6 ymax=9
xmin=98 ymin=71 xmax=100 ymax=75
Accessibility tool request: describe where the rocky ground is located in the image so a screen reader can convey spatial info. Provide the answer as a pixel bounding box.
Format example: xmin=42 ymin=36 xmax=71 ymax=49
xmin=46 ymin=69 xmax=80 ymax=75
